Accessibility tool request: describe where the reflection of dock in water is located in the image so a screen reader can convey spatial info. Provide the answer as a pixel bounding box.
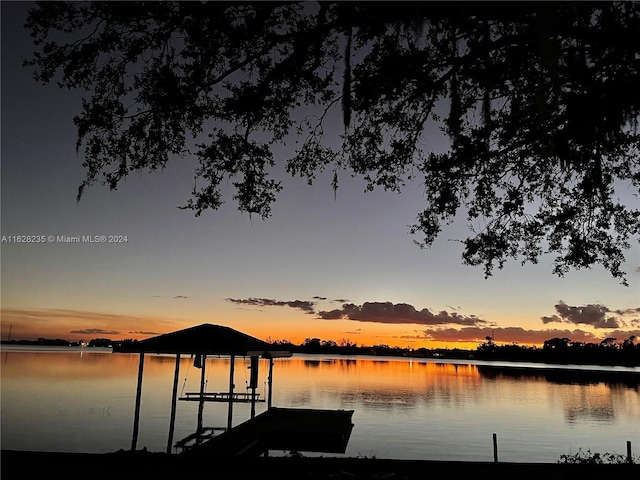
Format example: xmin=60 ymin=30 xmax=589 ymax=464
xmin=184 ymin=407 xmax=354 ymax=457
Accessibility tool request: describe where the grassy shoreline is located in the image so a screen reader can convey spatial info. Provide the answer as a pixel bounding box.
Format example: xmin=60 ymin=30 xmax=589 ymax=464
xmin=2 ymin=450 xmax=639 ymax=480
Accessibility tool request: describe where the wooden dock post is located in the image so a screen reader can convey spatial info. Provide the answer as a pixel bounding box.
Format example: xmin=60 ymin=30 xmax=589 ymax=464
xmin=628 ymin=441 xmax=633 ymax=464
xmin=130 ymin=352 xmax=145 ymax=451
xmin=227 ymin=355 xmax=235 ymax=430
xmin=267 ymin=357 xmax=274 ymax=410
xmin=493 ymin=433 xmax=498 ymax=463
xmin=197 ymin=354 xmax=207 ymax=437
xmin=249 ymin=356 xmax=258 ymax=419
xmin=166 ymin=353 xmax=181 ymax=454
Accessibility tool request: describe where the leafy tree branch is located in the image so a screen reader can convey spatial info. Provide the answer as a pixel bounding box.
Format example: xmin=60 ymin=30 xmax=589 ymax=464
xmin=24 ymin=1 xmax=640 ymax=282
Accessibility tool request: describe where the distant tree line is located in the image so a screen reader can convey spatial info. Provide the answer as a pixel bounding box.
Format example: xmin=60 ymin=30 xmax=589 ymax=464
xmin=1 ymin=337 xmax=85 ymax=347
xmin=271 ymin=336 xmax=639 ymax=367
xmin=269 ymin=337 xmax=469 ymax=359
xmin=1 ymin=337 xmax=121 ymax=347
xmin=3 ymin=335 xmax=638 ymax=366
xmin=473 ymin=335 xmax=639 ymax=366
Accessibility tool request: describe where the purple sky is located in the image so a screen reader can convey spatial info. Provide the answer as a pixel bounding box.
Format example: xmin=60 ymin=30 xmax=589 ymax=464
xmin=2 ymin=2 xmax=639 ymax=347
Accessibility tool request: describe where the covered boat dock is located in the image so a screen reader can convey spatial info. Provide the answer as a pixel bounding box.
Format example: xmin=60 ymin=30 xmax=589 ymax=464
xmin=113 ymin=324 xmax=354 ymax=456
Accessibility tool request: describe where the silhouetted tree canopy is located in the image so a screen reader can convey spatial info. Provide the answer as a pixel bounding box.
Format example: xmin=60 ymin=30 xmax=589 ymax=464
xmin=24 ymin=1 xmax=640 ymax=282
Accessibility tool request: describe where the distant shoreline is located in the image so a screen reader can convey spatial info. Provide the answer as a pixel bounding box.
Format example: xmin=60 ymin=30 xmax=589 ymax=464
xmin=3 ymin=334 xmax=639 ymax=367
xmin=0 ymin=342 xmax=640 ymax=376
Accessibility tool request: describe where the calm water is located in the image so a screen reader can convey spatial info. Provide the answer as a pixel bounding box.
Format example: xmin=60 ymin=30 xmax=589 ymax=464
xmin=1 ymin=346 xmax=638 ymax=462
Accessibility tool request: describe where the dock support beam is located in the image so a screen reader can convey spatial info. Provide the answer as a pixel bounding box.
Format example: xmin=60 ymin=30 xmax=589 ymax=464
xmin=267 ymin=357 xmax=274 ymax=410
xmin=166 ymin=353 xmax=181 ymax=454
xmin=493 ymin=433 xmax=498 ymax=463
xmin=249 ymin=356 xmax=258 ymax=419
xmin=131 ymin=352 xmax=145 ymax=451
xmin=196 ymin=354 xmax=207 ymax=437
xmin=227 ymin=355 xmax=235 ymax=430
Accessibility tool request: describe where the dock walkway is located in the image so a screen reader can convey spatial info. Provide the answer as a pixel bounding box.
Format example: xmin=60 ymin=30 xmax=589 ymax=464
xmin=184 ymin=407 xmax=355 ymax=457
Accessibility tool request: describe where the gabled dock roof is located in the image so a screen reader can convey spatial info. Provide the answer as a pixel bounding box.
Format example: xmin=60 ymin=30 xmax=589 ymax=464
xmin=112 ymin=323 xmax=291 ymax=358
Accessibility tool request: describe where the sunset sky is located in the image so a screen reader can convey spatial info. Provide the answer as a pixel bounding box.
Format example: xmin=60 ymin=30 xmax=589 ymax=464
xmin=2 ymin=2 xmax=639 ymax=350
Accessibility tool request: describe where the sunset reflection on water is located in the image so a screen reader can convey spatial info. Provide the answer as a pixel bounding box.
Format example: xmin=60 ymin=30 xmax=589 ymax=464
xmin=1 ymin=347 xmax=638 ymax=462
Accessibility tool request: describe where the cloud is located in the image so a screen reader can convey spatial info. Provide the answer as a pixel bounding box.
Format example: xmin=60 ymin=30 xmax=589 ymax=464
xmin=153 ymin=295 xmax=189 ymax=299
xmin=226 ymin=297 xmax=315 ymax=314
xmin=540 ymin=301 xmax=633 ymax=329
xmin=555 ymin=301 xmax=617 ymax=327
xmin=0 ymin=308 xmax=186 ymax=341
xmin=414 ymin=327 xmax=605 ymax=346
xmin=605 ymin=329 xmax=640 ymax=341
xmin=129 ymin=330 xmax=162 ymax=335
xmin=226 ymin=297 xmax=485 ymax=327
xmin=317 ymin=309 xmax=344 ymax=319
xmin=317 ymin=301 xmax=487 ymax=326
xmin=541 ymin=315 xmax=561 ymax=324
xmin=345 ymin=329 xmax=362 ymax=335
xmin=70 ymin=328 xmax=120 ymax=335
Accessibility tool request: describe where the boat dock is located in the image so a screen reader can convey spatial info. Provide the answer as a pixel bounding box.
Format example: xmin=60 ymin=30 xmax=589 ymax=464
xmin=113 ymin=324 xmax=355 ymax=458
xmin=183 ymin=407 xmax=355 ymax=457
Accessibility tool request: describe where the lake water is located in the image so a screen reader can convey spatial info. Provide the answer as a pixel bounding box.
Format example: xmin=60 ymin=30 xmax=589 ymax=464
xmin=1 ymin=346 xmax=638 ymax=463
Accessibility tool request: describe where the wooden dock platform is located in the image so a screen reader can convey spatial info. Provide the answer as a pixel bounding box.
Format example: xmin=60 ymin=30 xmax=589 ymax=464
xmin=184 ymin=407 xmax=354 ymax=457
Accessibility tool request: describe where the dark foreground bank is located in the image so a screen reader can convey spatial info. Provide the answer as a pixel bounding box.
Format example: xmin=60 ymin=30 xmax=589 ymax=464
xmin=2 ymin=450 xmax=638 ymax=480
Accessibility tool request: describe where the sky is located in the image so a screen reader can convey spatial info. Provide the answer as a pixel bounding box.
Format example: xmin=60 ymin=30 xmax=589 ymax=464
xmin=1 ymin=2 xmax=639 ymax=350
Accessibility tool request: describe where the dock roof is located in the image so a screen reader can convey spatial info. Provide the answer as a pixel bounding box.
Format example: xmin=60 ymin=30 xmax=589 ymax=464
xmin=112 ymin=323 xmax=291 ymax=357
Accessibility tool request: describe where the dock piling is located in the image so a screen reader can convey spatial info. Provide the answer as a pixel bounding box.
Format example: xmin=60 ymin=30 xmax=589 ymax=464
xmin=227 ymin=355 xmax=235 ymax=430
xmin=167 ymin=353 xmax=181 ymax=454
xmin=130 ymin=352 xmax=145 ymax=451
xmin=493 ymin=433 xmax=498 ymax=463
